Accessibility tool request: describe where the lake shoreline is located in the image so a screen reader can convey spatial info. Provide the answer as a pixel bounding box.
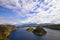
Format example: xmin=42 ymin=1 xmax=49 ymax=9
xmin=9 ymin=27 xmax=60 ymax=40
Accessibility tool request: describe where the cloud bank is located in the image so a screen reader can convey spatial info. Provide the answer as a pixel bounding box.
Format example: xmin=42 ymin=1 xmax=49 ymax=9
xmin=0 ymin=0 xmax=60 ymax=24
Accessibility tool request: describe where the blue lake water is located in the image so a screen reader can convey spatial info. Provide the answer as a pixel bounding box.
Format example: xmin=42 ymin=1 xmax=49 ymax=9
xmin=9 ymin=28 xmax=60 ymax=40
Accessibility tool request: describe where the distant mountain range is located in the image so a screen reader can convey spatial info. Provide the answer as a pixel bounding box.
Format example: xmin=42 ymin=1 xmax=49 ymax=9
xmin=15 ymin=23 xmax=38 ymax=27
xmin=14 ymin=23 xmax=58 ymax=27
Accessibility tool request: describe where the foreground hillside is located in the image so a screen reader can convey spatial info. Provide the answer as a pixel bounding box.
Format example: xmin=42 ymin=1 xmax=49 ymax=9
xmin=0 ymin=25 xmax=18 ymax=40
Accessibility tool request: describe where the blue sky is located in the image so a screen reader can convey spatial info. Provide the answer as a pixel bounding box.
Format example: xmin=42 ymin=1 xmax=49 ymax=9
xmin=0 ymin=6 xmax=16 ymax=17
xmin=0 ymin=0 xmax=60 ymax=24
xmin=0 ymin=6 xmax=28 ymax=22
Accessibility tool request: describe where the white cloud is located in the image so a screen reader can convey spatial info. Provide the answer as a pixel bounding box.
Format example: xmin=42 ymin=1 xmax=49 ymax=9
xmin=0 ymin=0 xmax=60 ymax=24
xmin=0 ymin=16 xmax=23 ymax=24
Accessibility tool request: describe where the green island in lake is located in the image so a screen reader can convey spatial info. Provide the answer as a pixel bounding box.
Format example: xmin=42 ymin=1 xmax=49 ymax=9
xmin=26 ymin=26 xmax=47 ymax=36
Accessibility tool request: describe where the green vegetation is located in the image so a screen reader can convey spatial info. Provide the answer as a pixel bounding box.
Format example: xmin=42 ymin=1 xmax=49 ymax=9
xmin=0 ymin=25 xmax=18 ymax=40
xmin=43 ymin=24 xmax=60 ymax=30
xmin=26 ymin=27 xmax=34 ymax=32
xmin=32 ymin=26 xmax=47 ymax=36
xmin=26 ymin=26 xmax=47 ymax=36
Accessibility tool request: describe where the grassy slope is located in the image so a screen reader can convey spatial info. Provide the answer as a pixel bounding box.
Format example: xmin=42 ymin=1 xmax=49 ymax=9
xmin=0 ymin=25 xmax=18 ymax=40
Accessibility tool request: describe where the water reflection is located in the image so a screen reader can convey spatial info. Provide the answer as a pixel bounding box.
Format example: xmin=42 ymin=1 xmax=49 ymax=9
xmin=9 ymin=28 xmax=60 ymax=40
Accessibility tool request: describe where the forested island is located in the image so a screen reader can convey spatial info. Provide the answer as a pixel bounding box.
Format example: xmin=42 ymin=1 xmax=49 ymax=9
xmin=26 ymin=26 xmax=47 ymax=36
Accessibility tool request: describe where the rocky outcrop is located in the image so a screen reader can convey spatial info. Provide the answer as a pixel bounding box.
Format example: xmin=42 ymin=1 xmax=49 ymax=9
xmin=26 ymin=27 xmax=34 ymax=32
xmin=32 ymin=26 xmax=47 ymax=36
